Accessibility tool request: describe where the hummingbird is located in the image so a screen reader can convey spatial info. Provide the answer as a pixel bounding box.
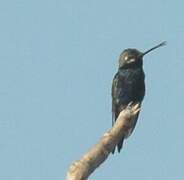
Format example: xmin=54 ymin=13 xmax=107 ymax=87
xmin=112 ymin=41 xmax=166 ymax=153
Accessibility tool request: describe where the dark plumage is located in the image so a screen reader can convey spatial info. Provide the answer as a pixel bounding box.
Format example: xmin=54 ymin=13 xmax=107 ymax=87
xmin=112 ymin=42 xmax=166 ymax=153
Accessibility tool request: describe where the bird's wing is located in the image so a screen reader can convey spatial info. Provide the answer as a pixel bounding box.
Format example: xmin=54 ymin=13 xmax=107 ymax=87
xmin=112 ymin=72 xmax=141 ymax=135
xmin=111 ymin=73 xmax=124 ymax=125
xmin=112 ymin=73 xmax=118 ymax=125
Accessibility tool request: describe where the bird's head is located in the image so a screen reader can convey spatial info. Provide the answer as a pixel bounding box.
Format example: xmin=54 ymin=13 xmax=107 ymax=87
xmin=119 ymin=41 xmax=166 ymax=69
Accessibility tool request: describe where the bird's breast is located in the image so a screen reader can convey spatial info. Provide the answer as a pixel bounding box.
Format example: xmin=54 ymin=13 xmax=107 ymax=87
xmin=117 ymin=68 xmax=145 ymax=103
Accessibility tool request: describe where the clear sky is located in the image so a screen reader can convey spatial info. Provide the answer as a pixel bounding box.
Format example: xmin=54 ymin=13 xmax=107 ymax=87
xmin=0 ymin=0 xmax=183 ymax=180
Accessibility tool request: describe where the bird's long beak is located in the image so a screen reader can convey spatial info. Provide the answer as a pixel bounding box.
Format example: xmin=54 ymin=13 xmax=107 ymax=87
xmin=140 ymin=41 xmax=166 ymax=57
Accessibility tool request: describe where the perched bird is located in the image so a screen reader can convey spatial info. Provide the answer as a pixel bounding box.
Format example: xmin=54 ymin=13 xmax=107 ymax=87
xmin=112 ymin=41 xmax=166 ymax=153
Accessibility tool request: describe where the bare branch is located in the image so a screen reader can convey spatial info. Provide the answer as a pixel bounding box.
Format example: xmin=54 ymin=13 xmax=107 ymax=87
xmin=66 ymin=103 xmax=140 ymax=180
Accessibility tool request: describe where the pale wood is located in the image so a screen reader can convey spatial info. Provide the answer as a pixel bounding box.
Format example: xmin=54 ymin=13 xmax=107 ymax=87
xmin=66 ymin=103 xmax=140 ymax=180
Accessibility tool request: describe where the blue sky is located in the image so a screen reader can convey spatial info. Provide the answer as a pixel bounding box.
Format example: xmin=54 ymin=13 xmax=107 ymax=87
xmin=0 ymin=0 xmax=184 ymax=180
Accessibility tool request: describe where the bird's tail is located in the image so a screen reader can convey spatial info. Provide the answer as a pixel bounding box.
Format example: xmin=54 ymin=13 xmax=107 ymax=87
xmin=112 ymin=147 xmax=115 ymax=154
xmin=117 ymin=137 xmax=124 ymax=153
xmin=111 ymin=136 xmax=124 ymax=154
